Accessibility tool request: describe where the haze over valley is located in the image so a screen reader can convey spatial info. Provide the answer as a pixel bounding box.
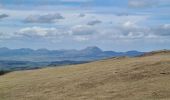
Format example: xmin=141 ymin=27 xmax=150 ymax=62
xmin=0 ymin=46 xmax=144 ymax=71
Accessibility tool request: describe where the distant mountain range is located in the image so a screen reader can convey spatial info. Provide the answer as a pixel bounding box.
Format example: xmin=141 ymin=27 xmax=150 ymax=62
xmin=0 ymin=47 xmax=145 ymax=62
xmin=0 ymin=46 xmax=145 ymax=71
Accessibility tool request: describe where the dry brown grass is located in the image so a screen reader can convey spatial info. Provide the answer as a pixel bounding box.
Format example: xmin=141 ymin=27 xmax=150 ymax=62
xmin=0 ymin=51 xmax=170 ymax=100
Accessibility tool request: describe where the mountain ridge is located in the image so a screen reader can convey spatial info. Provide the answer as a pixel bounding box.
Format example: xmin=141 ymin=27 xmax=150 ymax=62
xmin=0 ymin=46 xmax=144 ymax=62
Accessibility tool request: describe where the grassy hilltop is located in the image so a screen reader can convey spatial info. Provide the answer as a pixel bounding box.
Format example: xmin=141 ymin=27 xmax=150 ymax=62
xmin=0 ymin=50 xmax=170 ymax=100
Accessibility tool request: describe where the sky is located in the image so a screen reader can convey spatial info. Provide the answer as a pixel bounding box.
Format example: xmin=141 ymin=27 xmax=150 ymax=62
xmin=0 ymin=0 xmax=170 ymax=51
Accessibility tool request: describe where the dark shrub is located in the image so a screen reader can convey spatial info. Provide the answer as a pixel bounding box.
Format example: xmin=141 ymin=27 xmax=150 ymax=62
xmin=0 ymin=70 xmax=9 ymax=76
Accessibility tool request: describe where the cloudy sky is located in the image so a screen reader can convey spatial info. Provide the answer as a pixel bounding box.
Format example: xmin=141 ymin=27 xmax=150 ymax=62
xmin=0 ymin=0 xmax=170 ymax=51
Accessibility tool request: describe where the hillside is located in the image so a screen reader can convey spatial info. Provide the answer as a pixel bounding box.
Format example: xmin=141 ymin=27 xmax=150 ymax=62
xmin=0 ymin=50 xmax=170 ymax=100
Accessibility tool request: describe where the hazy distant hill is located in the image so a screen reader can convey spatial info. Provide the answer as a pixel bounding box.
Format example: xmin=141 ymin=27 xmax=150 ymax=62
xmin=0 ymin=60 xmax=88 ymax=71
xmin=0 ymin=50 xmax=169 ymax=100
xmin=0 ymin=47 xmax=144 ymax=62
xmin=0 ymin=47 xmax=144 ymax=71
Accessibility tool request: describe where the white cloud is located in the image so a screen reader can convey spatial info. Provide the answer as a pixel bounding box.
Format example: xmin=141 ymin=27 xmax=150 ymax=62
xmin=128 ymin=0 xmax=170 ymax=8
xmin=70 ymin=25 xmax=96 ymax=35
xmin=24 ymin=13 xmax=65 ymax=23
xmin=74 ymin=36 xmax=89 ymax=41
xmin=128 ymin=0 xmax=158 ymax=8
xmin=152 ymin=24 xmax=170 ymax=36
xmin=17 ymin=27 xmax=63 ymax=37
xmin=122 ymin=21 xmax=137 ymax=28
xmin=0 ymin=32 xmax=15 ymax=39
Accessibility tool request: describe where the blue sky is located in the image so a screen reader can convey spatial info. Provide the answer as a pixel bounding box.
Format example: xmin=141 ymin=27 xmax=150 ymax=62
xmin=0 ymin=0 xmax=170 ymax=51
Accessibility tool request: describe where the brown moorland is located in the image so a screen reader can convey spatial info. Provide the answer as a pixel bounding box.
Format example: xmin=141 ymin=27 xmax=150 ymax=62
xmin=0 ymin=50 xmax=170 ymax=100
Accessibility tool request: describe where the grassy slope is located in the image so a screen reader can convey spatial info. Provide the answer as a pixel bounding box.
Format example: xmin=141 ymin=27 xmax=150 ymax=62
xmin=0 ymin=51 xmax=170 ymax=100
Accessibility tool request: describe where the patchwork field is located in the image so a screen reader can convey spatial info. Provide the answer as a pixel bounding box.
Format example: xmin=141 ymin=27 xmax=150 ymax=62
xmin=0 ymin=50 xmax=170 ymax=100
